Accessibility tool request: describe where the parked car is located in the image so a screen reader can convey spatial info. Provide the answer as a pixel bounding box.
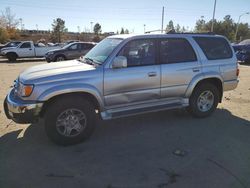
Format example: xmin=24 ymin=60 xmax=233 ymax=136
xmin=0 ymin=41 xmax=60 ymax=61
xmin=0 ymin=41 xmax=21 ymax=51
xmin=45 ymin=42 xmax=96 ymax=62
xmin=235 ymin=45 xmax=250 ymax=63
xmin=232 ymin=40 xmax=250 ymax=63
xmin=4 ymin=33 xmax=239 ymax=145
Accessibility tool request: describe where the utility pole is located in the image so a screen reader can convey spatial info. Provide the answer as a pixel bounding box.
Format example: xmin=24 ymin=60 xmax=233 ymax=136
xmin=211 ymin=0 xmax=217 ymax=32
xmin=161 ymin=6 xmax=164 ymax=33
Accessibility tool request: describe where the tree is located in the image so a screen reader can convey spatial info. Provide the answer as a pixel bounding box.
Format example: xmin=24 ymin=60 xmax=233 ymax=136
xmin=124 ymin=29 xmax=129 ymax=34
xmin=0 ymin=7 xmax=19 ymax=41
xmin=1 ymin=7 xmax=19 ymax=29
xmin=93 ymin=23 xmax=101 ymax=35
xmin=120 ymin=28 xmax=124 ymax=34
xmin=166 ymin=20 xmax=174 ymax=31
xmin=0 ymin=27 xmax=9 ymax=43
xmin=51 ymin=18 xmax=67 ymax=43
xmin=195 ymin=16 xmax=206 ymax=32
xmin=175 ymin=24 xmax=181 ymax=32
xmin=194 ymin=14 xmax=250 ymax=42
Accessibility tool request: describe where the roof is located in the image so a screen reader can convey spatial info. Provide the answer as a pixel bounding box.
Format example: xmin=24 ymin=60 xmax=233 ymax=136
xmin=107 ymin=33 xmax=221 ymax=40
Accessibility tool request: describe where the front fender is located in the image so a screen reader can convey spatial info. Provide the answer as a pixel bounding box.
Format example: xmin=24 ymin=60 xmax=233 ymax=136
xmin=185 ymin=72 xmax=223 ymax=97
xmin=37 ymin=83 xmax=104 ymax=111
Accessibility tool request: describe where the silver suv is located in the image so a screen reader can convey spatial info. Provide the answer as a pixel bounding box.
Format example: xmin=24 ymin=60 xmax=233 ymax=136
xmin=4 ymin=33 xmax=239 ymax=145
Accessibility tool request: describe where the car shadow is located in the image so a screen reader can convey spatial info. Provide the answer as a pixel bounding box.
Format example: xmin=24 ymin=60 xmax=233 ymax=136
xmin=239 ymin=62 xmax=250 ymax=66
xmin=0 ymin=58 xmax=46 ymax=63
xmin=1 ymin=108 xmax=250 ymax=188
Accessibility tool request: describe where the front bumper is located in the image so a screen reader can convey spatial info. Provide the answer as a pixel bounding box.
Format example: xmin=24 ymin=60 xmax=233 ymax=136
xmin=45 ymin=54 xmax=54 ymax=62
xmin=3 ymin=89 xmax=43 ymax=124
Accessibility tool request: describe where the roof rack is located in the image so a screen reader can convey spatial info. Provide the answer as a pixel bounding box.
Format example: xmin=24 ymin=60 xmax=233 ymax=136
xmin=166 ymin=29 xmax=215 ymax=35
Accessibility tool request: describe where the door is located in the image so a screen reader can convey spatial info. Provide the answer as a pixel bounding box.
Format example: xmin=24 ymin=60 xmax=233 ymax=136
xmin=159 ymin=38 xmax=201 ymax=98
xmin=18 ymin=42 xmax=34 ymax=57
xmin=66 ymin=43 xmax=82 ymax=59
xmin=80 ymin=43 xmax=94 ymax=56
xmin=104 ymin=39 xmax=161 ymax=107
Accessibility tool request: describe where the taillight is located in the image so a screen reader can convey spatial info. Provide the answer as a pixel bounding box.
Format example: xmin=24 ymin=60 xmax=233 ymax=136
xmin=236 ymin=67 xmax=240 ymax=77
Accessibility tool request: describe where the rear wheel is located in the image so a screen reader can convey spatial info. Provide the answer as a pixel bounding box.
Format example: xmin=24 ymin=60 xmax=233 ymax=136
xmin=44 ymin=96 xmax=96 ymax=145
xmin=188 ymin=83 xmax=219 ymax=118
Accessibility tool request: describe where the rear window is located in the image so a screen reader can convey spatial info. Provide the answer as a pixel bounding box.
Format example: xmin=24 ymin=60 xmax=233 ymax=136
xmin=160 ymin=38 xmax=197 ymax=64
xmin=193 ymin=37 xmax=232 ymax=60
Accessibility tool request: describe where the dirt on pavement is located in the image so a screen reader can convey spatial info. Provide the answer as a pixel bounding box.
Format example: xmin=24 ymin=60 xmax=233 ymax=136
xmin=0 ymin=58 xmax=250 ymax=188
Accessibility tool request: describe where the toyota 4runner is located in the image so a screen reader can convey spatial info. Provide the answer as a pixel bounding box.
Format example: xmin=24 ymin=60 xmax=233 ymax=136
xmin=4 ymin=33 xmax=239 ymax=145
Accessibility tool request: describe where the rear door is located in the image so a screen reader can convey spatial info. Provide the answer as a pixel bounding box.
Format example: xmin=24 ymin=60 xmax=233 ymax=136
xmin=17 ymin=42 xmax=35 ymax=57
xmin=80 ymin=43 xmax=94 ymax=56
xmin=159 ymin=38 xmax=200 ymax=98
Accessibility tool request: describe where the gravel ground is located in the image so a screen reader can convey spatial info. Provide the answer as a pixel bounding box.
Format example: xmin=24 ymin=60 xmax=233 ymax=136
xmin=0 ymin=57 xmax=250 ymax=188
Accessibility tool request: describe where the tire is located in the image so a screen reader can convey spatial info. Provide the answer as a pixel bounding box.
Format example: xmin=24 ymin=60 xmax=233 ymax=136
xmin=7 ymin=53 xmax=17 ymax=62
xmin=188 ymin=83 xmax=219 ymax=118
xmin=55 ymin=55 xmax=65 ymax=62
xmin=44 ymin=96 xmax=96 ymax=145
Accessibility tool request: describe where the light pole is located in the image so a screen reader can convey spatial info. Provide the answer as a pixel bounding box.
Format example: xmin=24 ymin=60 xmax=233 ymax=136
xmin=235 ymin=12 xmax=250 ymax=41
xmin=211 ymin=0 xmax=217 ymax=32
xmin=143 ymin=24 xmax=146 ymax=34
xmin=19 ymin=18 xmax=22 ymax=31
xmin=90 ymin=22 xmax=93 ymax=33
xmin=161 ymin=6 xmax=165 ymax=33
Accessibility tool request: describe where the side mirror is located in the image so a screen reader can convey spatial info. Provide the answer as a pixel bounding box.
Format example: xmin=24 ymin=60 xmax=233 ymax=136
xmin=112 ymin=56 xmax=127 ymax=69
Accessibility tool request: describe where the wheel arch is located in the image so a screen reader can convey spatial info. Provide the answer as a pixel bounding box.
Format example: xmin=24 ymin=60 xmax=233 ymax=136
xmin=6 ymin=52 xmax=18 ymax=58
xmin=186 ymin=74 xmax=223 ymax=102
xmin=40 ymin=92 xmax=102 ymax=118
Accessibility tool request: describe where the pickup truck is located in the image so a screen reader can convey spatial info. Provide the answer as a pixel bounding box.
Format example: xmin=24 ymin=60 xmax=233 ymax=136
xmin=0 ymin=41 xmax=60 ymax=61
xmin=4 ymin=33 xmax=239 ymax=145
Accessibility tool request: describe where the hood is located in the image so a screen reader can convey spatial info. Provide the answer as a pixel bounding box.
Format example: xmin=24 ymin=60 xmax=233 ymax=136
xmin=46 ymin=48 xmax=63 ymax=54
xmin=19 ymin=60 xmax=96 ymax=84
xmin=1 ymin=46 xmax=17 ymax=51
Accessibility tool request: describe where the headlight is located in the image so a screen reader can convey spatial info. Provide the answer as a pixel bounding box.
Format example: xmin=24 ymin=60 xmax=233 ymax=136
xmin=1 ymin=50 xmax=6 ymax=55
xmin=18 ymin=82 xmax=34 ymax=97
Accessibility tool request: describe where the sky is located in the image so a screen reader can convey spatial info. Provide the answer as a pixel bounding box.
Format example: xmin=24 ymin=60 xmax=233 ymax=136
xmin=1 ymin=0 xmax=250 ymax=34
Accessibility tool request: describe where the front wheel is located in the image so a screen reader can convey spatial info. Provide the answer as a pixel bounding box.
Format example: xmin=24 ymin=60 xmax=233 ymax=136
xmin=188 ymin=83 xmax=219 ymax=118
xmin=44 ymin=96 xmax=96 ymax=145
xmin=55 ymin=55 xmax=65 ymax=62
xmin=7 ymin=53 xmax=17 ymax=62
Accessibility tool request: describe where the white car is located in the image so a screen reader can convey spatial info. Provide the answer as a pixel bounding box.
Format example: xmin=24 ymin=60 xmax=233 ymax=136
xmin=0 ymin=41 xmax=60 ymax=61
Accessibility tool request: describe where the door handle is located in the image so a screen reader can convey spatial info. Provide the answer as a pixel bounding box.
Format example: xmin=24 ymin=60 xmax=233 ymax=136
xmin=192 ymin=68 xmax=200 ymax=72
xmin=148 ymin=72 xmax=157 ymax=77
xmin=29 ymin=48 xmax=32 ymax=50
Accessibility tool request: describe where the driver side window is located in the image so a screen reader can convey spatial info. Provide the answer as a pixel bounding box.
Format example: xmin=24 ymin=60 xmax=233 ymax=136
xmin=20 ymin=42 xmax=31 ymax=48
xmin=118 ymin=39 xmax=156 ymax=67
xmin=69 ymin=44 xmax=78 ymax=50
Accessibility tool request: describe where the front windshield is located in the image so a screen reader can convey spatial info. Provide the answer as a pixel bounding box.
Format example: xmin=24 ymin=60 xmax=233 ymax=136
xmin=84 ymin=38 xmax=123 ymax=64
xmin=62 ymin=43 xmax=73 ymax=49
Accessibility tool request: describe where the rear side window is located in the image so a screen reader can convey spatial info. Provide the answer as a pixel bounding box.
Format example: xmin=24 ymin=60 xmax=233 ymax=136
xmin=81 ymin=43 xmax=94 ymax=50
xmin=193 ymin=37 xmax=232 ymax=60
xmin=160 ymin=38 xmax=197 ymax=64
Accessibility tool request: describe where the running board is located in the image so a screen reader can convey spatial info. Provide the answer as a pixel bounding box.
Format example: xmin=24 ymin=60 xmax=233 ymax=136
xmin=101 ymin=102 xmax=186 ymax=120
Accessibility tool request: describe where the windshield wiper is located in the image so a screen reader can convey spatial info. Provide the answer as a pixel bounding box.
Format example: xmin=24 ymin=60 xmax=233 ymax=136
xmin=80 ymin=57 xmax=101 ymax=65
